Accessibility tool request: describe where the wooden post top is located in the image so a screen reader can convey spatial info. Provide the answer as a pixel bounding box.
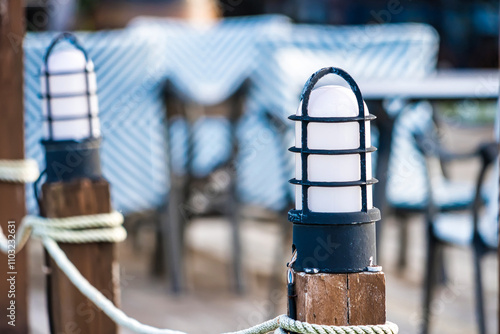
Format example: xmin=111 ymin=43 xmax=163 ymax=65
xmin=294 ymin=271 xmax=386 ymax=326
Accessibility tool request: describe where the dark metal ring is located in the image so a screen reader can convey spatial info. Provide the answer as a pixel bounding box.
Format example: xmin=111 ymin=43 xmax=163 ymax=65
xmin=288 ymin=114 xmax=376 ymax=123
xmin=288 ymin=146 xmax=377 ymax=155
xmin=289 ymin=178 xmax=378 ymax=187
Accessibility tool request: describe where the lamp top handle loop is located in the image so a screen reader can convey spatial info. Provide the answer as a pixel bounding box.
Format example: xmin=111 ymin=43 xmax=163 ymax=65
xmin=300 ymin=67 xmax=365 ymax=119
xmin=43 ymin=32 xmax=90 ymax=66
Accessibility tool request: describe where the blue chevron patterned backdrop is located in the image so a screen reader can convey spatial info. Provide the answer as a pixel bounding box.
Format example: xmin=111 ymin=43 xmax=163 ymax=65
xmin=24 ymin=18 xmax=440 ymax=214
xmin=247 ymin=23 xmax=440 ymax=121
xmin=128 ymin=15 xmax=293 ymax=211
xmin=128 ymin=15 xmax=291 ymax=106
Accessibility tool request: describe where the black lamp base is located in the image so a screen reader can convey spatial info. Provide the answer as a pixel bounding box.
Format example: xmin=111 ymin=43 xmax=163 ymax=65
xmin=291 ymin=222 xmax=376 ymax=273
xmin=42 ymin=138 xmax=102 ymax=183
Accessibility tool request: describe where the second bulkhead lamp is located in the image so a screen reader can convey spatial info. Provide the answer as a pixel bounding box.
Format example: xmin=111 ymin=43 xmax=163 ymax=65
xmin=40 ymin=32 xmax=102 ymax=182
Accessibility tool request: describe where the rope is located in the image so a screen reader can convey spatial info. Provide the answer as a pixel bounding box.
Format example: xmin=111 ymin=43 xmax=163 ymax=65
xmin=222 ymin=315 xmax=398 ymax=334
xmin=0 ymin=159 xmax=40 ymax=183
xmin=43 ymin=234 xmax=398 ymax=334
xmin=278 ymin=316 xmax=398 ymax=334
xmin=0 ymin=211 xmax=126 ymax=254
xmin=43 ymin=237 xmax=186 ymax=334
xmin=0 ymin=211 xmax=398 ymax=334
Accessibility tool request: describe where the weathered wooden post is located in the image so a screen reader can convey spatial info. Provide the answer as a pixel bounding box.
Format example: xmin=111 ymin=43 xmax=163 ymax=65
xmin=38 ymin=33 xmax=119 ymax=334
xmin=0 ymin=1 xmax=30 ymax=332
xmin=288 ymin=68 xmax=386 ymax=326
xmin=497 ymin=41 xmax=500 ymax=333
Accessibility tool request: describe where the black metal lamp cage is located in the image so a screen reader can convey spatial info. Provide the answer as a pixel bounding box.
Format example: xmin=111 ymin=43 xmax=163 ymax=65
xmin=40 ymin=32 xmax=102 ymax=183
xmin=288 ymin=67 xmax=381 ymax=273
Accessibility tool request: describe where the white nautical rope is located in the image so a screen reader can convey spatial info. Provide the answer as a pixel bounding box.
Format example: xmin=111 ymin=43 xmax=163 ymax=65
xmin=222 ymin=315 xmax=398 ymax=334
xmin=276 ymin=315 xmax=398 ymax=334
xmin=0 ymin=159 xmax=40 ymax=183
xmin=0 ymin=211 xmax=126 ymax=254
xmin=43 ymin=237 xmax=186 ymax=334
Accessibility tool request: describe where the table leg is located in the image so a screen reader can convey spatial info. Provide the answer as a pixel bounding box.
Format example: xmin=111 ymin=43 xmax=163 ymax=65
xmin=162 ymin=176 xmax=185 ymax=294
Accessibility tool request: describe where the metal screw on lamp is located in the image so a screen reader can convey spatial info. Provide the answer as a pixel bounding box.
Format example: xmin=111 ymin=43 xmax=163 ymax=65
xmin=40 ymin=32 xmax=102 ymax=183
xmin=288 ymin=67 xmax=381 ymax=273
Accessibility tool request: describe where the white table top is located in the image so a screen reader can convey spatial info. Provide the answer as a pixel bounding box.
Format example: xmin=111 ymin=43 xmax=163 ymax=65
xmin=358 ymin=69 xmax=499 ymax=100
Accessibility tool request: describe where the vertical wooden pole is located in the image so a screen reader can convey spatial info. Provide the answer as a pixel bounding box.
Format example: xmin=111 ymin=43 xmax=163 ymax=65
xmin=497 ymin=15 xmax=499 ymax=334
xmin=497 ymin=16 xmax=499 ymax=333
xmin=0 ymin=1 xmax=29 ymax=333
xmin=42 ymin=179 xmax=119 ymax=334
xmin=293 ymin=271 xmax=386 ymax=326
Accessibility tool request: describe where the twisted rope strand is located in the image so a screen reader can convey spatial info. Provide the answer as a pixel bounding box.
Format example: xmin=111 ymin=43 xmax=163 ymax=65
xmin=278 ymin=316 xmax=398 ymax=334
xmin=24 ymin=211 xmax=124 ymax=229
xmin=221 ymin=317 xmax=281 ymax=334
xmin=0 ymin=211 xmax=126 ymax=253
xmin=43 ymin=237 xmax=186 ymax=334
xmin=38 ymin=226 xmax=127 ymax=244
xmin=0 ymin=159 xmax=40 ymax=183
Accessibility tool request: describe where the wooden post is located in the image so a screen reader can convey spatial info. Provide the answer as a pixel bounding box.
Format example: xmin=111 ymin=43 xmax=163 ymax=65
xmin=497 ymin=17 xmax=499 ymax=333
xmin=293 ymin=271 xmax=386 ymax=326
xmin=42 ymin=179 xmax=119 ymax=334
xmin=0 ymin=1 xmax=30 ymax=332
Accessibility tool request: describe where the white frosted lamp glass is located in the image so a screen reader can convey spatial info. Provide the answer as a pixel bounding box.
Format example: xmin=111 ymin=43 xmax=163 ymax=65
xmin=308 ymin=186 xmax=362 ymax=212
xmin=41 ymin=47 xmax=100 ymax=141
xmin=41 ymin=49 xmax=97 ymax=95
xmin=42 ymin=95 xmax=99 ymax=118
xmin=40 ymin=71 xmax=97 ymax=96
xmin=295 ymin=153 xmax=302 ymax=210
xmin=43 ymin=118 xmax=100 ymax=141
xmin=295 ymin=85 xmax=373 ymax=213
xmin=47 ymin=48 xmax=86 ymax=72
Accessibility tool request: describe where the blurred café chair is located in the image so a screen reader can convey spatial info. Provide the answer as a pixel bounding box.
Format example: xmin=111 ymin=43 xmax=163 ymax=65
xmin=164 ymin=83 xmax=246 ymax=294
xmin=415 ymin=123 xmax=498 ymax=334
xmin=386 ymin=103 xmax=479 ymax=273
xmin=128 ymin=15 xmax=290 ymax=293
